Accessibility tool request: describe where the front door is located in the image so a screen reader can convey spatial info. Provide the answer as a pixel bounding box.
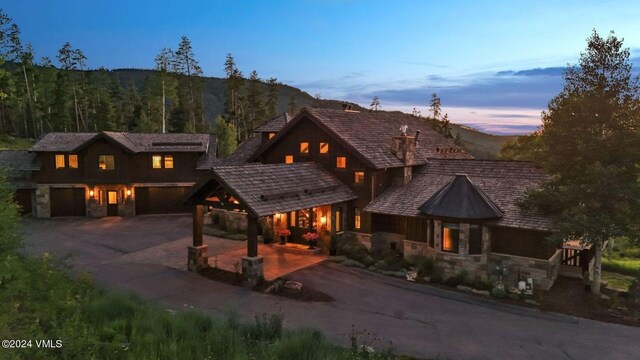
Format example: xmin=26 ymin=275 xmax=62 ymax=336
xmin=107 ymin=191 xmax=118 ymax=216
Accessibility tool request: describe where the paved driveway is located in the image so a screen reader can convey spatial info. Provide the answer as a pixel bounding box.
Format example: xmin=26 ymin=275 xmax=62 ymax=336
xmin=22 ymin=216 xmax=640 ymax=359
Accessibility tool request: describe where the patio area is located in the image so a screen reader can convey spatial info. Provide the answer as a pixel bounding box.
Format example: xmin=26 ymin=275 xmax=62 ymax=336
xmin=210 ymin=242 xmax=328 ymax=281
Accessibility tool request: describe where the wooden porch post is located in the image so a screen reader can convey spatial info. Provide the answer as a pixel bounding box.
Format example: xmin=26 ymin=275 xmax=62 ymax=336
xmin=188 ymin=204 xmax=208 ymax=272
xmin=247 ymin=213 xmax=258 ymax=257
xmin=193 ymin=204 xmax=203 ymax=247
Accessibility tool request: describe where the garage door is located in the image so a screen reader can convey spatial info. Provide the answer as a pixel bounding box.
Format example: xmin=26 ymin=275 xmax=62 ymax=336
xmin=50 ymin=188 xmax=86 ymax=217
xmin=135 ymin=187 xmax=191 ymax=215
xmin=13 ymin=189 xmax=33 ymax=215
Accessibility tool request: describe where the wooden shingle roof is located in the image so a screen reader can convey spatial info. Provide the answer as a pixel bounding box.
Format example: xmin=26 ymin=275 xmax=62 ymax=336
xmin=188 ymin=162 xmax=357 ymax=217
xmin=254 ymin=113 xmax=292 ymax=133
xmin=365 ymin=159 xmax=553 ymax=231
xmin=252 ymin=108 xmax=471 ymax=169
xmin=31 ymin=132 xmax=214 ymax=153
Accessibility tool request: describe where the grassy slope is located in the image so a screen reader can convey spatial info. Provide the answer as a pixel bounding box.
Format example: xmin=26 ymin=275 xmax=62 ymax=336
xmin=449 ymin=125 xmax=517 ymax=160
xmin=0 ymin=135 xmax=35 ymax=150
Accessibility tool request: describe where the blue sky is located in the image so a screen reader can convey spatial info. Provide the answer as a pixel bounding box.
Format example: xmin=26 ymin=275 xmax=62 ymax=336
xmin=6 ymin=1 xmax=640 ymax=134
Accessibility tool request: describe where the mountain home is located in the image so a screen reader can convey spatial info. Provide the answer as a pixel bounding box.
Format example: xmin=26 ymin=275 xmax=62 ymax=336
xmin=0 ymin=132 xmax=217 ymax=217
xmin=187 ymin=108 xmax=591 ymax=289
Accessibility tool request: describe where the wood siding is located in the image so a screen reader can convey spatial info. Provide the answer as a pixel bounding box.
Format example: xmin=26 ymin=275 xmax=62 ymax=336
xmin=34 ymin=139 xmax=206 ymax=185
xmin=258 ymin=115 xmax=379 ymax=233
xmin=490 ymin=227 xmax=557 ymax=259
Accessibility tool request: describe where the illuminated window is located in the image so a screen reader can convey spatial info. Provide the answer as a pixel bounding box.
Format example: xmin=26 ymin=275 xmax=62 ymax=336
xmin=298 ymin=209 xmax=310 ymax=228
xmin=354 ymin=208 xmax=361 ymax=230
xmin=336 ymin=156 xmax=346 ymax=169
xmin=98 ymin=190 xmax=103 ymax=206
xmin=442 ymin=223 xmax=460 ymax=253
xmin=285 ymin=155 xmax=294 ymax=164
xmin=152 ymin=155 xmax=162 ymax=169
xmin=98 ymin=155 xmax=115 ymax=170
xmin=300 ymin=142 xmax=309 ymax=154
xmin=335 ymin=207 xmax=342 ymax=232
xmin=268 ymin=132 xmax=276 ymax=139
xmin=164 ymin=155 xmax=174 ymax=169
xmin=354 ymin=171 xmax=365 ymax=184
xmin=319 ymin=142 xmax=329 ymax=154
xmin=55 ymin=154 xmax=66 ymax=169
xmin=68 ymin=155 xmax=78 ymax=169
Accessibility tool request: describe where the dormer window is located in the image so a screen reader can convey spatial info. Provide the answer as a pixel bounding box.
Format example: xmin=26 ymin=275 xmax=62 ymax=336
xmin=336 ymin=156 xmax=346 ymax=169
xmin=55 ymin=154 xmax=66 ymax=169
xmin=319 ymin=142 xmax=329 ymax=154
xmin=285 ymin=155 xmax=294 ymax=164
xmin=268 ymin=132 xmax=276 ymax=139
xmin=300 ymin=142 xmax=309 ymax=154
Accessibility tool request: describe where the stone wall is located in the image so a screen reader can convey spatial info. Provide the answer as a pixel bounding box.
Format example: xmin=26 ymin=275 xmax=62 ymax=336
xmin=487 ymin=250 xmax=562 ymax=290
xmin=209 ymin=209 xmax=248 ymax=232
xmin=370 ymin=231 xmax=404 ymax=254
xmin=349 ymin=231 xmax=372 ymax=250
xmin=35 ymin=185 xmax=50 ymax=218
xmin=403 ymin=240 xmax=428 ymax=258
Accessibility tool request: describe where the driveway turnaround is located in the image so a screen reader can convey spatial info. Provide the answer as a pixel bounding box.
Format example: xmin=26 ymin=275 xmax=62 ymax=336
xmin=22 ymin=216 xmax=640 ymax=359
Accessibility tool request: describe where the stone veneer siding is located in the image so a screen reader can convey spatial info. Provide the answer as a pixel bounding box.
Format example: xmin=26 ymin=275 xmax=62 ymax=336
xmin=487 ymin=250 xmax=562 ymax=290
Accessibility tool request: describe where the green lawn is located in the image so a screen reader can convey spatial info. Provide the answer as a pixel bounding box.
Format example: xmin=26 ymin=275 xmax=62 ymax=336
xmin=602 ymin=258 xmax=640 ymax=277
xmin=0 ymin=135 xmax=34 ymax=150
xmin=602 ymin=271 xmax=637 ymax=292
xmin=1 ymin=252 xmax=407 ymax=360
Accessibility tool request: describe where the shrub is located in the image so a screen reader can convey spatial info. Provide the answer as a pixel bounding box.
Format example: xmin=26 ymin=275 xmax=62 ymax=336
xmin=336 ymin=233 xmax=371 ymax=264
xmin=407 ymin=255 xmax=435 ymax=277
xmin=491 ymin=286 xmax=507 ymax=298
xmin=343 ymin=259 xmax=366 ymax=268
xmin=444 ymin=271 xmax=468 ymax=287
xmin=472 ymin=276 xmax=494 ymax=291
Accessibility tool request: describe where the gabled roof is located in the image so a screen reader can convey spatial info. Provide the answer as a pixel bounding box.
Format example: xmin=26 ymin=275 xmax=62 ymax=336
xmin=186 ymin=162 xmax=357 ymax=217
xmin=254 ymin=113 xmax=292 ymax=133
xmin=0 ymin=150 xmax=40 ymax=188
xmin=251 ymin=108 xmax=471 ymax=169
xmin=365 ymin=159 xmax=552 ymax=231
xmin=31 ymin=132 xmax=213 ymax=153
xmin=419 ymin=174 xmax=503 ymax=219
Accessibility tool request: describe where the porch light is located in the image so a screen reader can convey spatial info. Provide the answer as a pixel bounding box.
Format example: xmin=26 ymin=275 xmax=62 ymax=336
xmin=126 ymin=188 xmax=132 ymax=197
xmin=89 ymin=189 xmax=95 ymax=198
xmin=321 ymin=215 xmax=327 ymax=226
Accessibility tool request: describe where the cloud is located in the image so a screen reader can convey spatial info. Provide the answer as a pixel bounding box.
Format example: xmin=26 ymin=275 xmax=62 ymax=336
xmin=495 ymin=67 xmax=565 ymax=77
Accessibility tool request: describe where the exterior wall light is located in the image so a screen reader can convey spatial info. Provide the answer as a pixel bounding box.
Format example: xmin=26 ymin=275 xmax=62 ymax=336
xmin=126 ymin=188 xmax=132 ymax=197
xmin=89 ymin=189 xmax=95 ymax=198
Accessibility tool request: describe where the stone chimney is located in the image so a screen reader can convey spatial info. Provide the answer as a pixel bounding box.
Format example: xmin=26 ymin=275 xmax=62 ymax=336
xmin=390 ymin=132 xmax=416 ymax=186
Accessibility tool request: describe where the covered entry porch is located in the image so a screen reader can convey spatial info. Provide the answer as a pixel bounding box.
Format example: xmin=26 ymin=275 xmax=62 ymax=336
xmin=185 ymin=163 xmax=357 ymax=286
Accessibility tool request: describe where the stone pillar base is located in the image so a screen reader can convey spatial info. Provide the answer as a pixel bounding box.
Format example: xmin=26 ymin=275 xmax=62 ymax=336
xmin=242 ymin=256 xmax=264 ymax=287
xmin=187 ymin=245 xmax=209 ymax=272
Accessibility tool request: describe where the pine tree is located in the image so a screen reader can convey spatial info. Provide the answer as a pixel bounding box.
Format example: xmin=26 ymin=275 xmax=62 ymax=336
xmin=287 ymin=95 xmax=298 ymax=115
xmin=370 ymin=96 xmax=380 ymax=111
xmin=214 ymin=115 xmax=237 ymax=156
xmin=429 ymin=93 xmax=441 ymax=120
xmin=173 ymin=36 xmax=203 ymax=132
xmin=265 ymin=77 xmax=278 ymax=118
xmin=134 ymin=110 xmax=157 ymax=133
xmin=154 ymin=47 xmax=175 ymax=133
xmin=224 ymin=53 xmax=244 ymax=132
xmin=246 ymin=70 xmax=266 ymax=134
